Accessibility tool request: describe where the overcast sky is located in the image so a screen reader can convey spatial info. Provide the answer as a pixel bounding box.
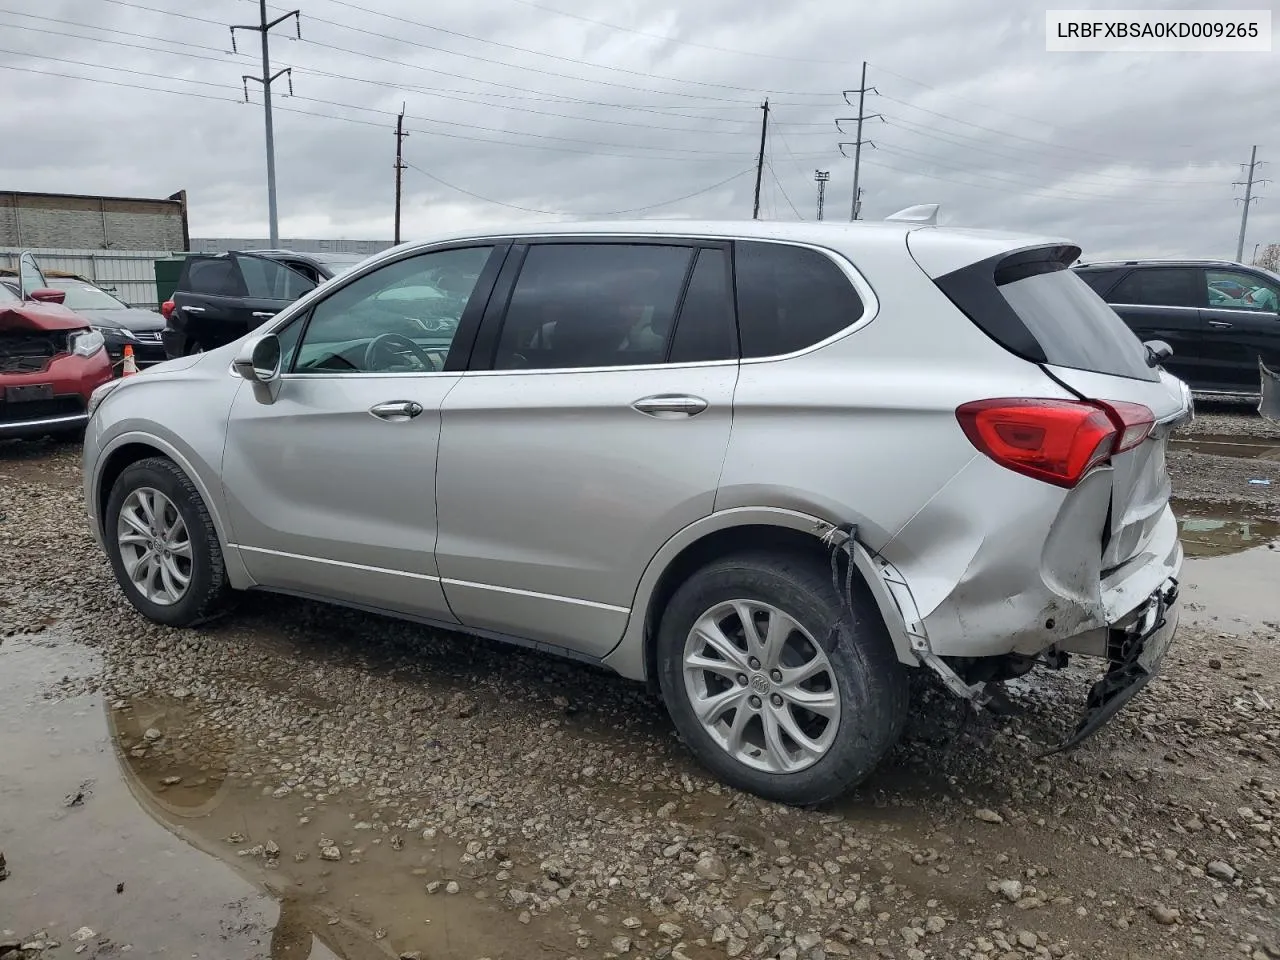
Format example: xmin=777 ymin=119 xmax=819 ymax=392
xmin=2 ymin=0 xmax=1276 ymax=259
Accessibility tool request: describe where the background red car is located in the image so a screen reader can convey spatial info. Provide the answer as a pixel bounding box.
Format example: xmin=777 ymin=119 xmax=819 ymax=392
xmin=1 ymin=253 xmax=112 ymax=440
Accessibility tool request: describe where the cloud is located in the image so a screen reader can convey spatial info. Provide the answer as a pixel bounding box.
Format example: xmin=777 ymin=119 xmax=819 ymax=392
xmin=1 ymin=0 xmax=1274 ymax=259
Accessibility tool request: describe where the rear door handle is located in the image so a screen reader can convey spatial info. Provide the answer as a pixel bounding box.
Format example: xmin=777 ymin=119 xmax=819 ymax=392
xmin=182 ymin=305 xmax=206 ymax=313
xmin=369 ymin=400 xmax=425 ymax=421
xmin=251 ymin=311 xmax=276 ymax=319
xmin=632 ymin=394 xmax=708 ymax=418
xmin=1208 ymin=320 xmax=1233 ymax=329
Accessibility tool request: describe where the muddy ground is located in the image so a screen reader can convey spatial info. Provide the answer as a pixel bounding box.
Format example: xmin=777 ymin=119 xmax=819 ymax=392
xmin=1 ymin=405 xmax=1277 ymax=960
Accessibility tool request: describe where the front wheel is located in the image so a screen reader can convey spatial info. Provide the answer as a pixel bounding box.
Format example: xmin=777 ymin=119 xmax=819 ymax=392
xmin=104 ymin=457 xmax=229 ymax=626
xmin=656 ymin=551 xmax=909 ymax=806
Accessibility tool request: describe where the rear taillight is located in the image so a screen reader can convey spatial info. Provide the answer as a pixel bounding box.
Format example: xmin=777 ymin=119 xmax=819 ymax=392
xmin=161 ymin=300 xmax=175 ymax=320
xmin=956 ymin=397 xmax=1152 ymax=488
xmin=1104 ymin=401 xmax=1155 ymax=452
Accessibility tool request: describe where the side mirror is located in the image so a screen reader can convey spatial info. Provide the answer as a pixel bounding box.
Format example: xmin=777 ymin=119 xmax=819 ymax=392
xmin=1144 ymin=339 xmax=1173 ymax=368
xmin=28 ymin=288 xmax=66 ymax=304
xmin=233 ymin=334 xmax=282 ymax=383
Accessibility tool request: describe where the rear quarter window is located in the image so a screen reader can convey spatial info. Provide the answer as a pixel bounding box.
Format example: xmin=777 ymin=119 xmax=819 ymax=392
xmin=733 ymin=241 xmax=864 ymax=358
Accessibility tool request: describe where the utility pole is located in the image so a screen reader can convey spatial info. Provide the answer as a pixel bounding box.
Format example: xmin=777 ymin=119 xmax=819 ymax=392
xmin=1233 ymin=145 xmax=1268 ymax=263
xmin=752 ymin=98 xmax=770 ymax=220
xmin=394 ymin=104 xmax=408 ymax=246
xmin=231 ymin=1 xmax=301 ymax=248
xmin=814 ymin=170 xmax=830 ymax=221
xmin=852 ymin=187 xmax=864 ymax=221
xmin=838 ymin=62 xmax=882 ymax=221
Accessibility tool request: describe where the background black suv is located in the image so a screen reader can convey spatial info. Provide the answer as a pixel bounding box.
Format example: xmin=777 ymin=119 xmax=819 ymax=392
xmin=1073 ymin=259 xmax=1280 ymax=396
xmin=162 ymin=250 xmax=365 ymax=359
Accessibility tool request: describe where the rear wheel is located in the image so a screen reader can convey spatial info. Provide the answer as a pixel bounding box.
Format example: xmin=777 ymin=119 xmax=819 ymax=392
xmin=656 ymin=550 xmax=908 ymax=806
xmin=104 ymin=457 xmax=228 ymax=626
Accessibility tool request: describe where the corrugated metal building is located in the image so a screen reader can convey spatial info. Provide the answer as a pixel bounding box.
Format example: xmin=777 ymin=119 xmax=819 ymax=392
xmin=189 ymin=237 xmax=393 ymax=256
xmin=0 ymin=248 xmax=172 ymax=309
xmin=0 ymin=190 xmax=189 ymax=251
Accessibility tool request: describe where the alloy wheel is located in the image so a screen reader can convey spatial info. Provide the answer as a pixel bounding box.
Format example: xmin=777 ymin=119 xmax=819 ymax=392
xmin=116 ymin=487 xmax=193 ymax=606
xmin=682 ymin=600 xmax=841 ymax=774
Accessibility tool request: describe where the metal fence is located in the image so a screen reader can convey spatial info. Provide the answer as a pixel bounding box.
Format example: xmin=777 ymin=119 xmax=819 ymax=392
xmin=0 ymin=247 xmax=173 ymax=310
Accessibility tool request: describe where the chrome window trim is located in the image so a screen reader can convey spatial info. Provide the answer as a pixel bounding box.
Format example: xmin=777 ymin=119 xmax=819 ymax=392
xmin=239 ymin=232 xmax=881 ymax=378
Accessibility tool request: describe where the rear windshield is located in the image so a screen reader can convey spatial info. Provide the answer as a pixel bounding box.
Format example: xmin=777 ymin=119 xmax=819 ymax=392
xmin=998 ymin=267 xmax=1156 ymax=381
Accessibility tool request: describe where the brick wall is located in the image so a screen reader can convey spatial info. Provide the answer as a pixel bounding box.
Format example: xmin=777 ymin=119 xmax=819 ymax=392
xmin=0 ymin=193 xmax=186 ymax=251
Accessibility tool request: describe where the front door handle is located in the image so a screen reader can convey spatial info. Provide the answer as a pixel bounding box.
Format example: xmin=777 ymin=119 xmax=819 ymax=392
xmin=1208 ymin=320 xmax=1233 ymax=329
xmin=251 ymin=311 xmax=276 ymax=319
xmin=369 ymin=400 xmax=425 ymax=422
xmin=632 ymin=394 xmax=708 ymax=418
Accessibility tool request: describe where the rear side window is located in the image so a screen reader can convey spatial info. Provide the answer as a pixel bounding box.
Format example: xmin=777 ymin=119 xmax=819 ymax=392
xmin=185 ymin=258 xmax=244 ymax=296
xmin=237 ymin=256 xmax=316 ymax=301
xmin=734 ymin=241 xmax=864 ymax=358
xmin=998 ymin=267 xmax=1155 ymax=381
xmin=668 ymin=248 xmax=737 ymax=363
xmin=1110 ymin=267 xmax=1203 ymax=308
xmin=493 ymin=243 xmax=694 ymax=370
xmin=1074 ymin=268 xmax=1122 ymax=298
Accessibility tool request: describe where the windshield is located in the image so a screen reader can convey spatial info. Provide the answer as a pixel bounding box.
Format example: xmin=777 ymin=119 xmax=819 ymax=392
xmin=50 ymin=280 xmax=128 ymax=310
xmin=0 ymin=281 xmax=18 ymax=303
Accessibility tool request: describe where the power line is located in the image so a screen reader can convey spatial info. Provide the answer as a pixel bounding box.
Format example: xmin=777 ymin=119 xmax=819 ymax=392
xmin=769 ymin=164 xmax=805 ymax=220
xmin=872 ymin=143 xmax=1205 ymax=202
xmin=405 ymin=161 xmax=754 ymax=216
xmin=254 ymin=1 xmax=834 ymax=103
xmin=874 ymin=91 xmax=1230 ymax=167
xmin=0 ymin=8 xmax=246 ymax=56
xmin=861 ymin=155 xmax=1213 ymax=205
xmin=1 ymin=44 xmax=821 ymax=161
xmin=879 ymin=115 xmax=1225 ymax=186
xmin=494 ymin=0 xmax=851 ymax=64
xmin=312 ymin=0 xmax=840 ymax=98
xmin=0 ymin=58 xmax=815 ymax=164
xmin=866 ymin=63 xmax=1058 ymax=129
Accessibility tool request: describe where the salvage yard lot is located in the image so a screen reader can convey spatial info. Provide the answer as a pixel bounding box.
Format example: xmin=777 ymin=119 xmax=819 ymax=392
xmin=1 ymin=410 xmax=1278 ymax=960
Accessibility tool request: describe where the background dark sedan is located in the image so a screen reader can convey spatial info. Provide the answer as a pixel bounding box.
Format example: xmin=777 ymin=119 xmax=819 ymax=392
xmin=45 ymin=275 xmax=168 ymax=370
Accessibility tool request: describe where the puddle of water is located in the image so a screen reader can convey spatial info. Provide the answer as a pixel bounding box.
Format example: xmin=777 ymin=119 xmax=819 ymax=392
xmin=1170 ymin=433 xmax=1280 ymax=460
xmin=0 ymin=632 xmax=313 ymax=959
xmin=1181 ymin=543 xmax=1280 ymax=632
xmin=1171 ymin=502 xmax=1280 ymax=631
xmin=106 ymin=691 xmax=652 ymax=960
xmin=1174 ymin=502 xmax=1280 ymax=559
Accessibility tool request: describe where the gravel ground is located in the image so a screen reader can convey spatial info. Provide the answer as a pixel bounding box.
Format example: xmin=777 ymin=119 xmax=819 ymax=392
xmin=1 ymin=412 xmax=1277 ymax=960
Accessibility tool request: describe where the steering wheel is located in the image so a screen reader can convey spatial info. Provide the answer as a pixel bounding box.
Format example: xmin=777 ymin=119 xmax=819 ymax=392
xmin=363 ymin=332 xmax=438 ymax=372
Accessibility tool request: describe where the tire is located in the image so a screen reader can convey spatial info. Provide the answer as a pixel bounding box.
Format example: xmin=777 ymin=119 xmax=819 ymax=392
xmin=656 ymin=550 xmax=909 ymax=806
xmin=104 ymin=456 xmax=229 ymax=627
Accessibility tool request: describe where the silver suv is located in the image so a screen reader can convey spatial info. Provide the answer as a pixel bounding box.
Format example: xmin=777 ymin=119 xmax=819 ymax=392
xmin=83 ymin=221 xmax=1190 ymax=805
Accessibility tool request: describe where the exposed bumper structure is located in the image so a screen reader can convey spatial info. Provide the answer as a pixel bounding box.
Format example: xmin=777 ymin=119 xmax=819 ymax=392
xmin=1044 ymin=577 xmax=1180 ymax=754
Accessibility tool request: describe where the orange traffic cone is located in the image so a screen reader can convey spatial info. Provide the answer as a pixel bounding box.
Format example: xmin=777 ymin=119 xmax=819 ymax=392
xmin=122 ymin=344 xmax=139 ymax=377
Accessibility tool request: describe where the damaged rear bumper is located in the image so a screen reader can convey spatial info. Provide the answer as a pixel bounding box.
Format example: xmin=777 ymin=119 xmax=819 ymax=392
xmin=1043 ymin=577 xmax=1180 ymax=755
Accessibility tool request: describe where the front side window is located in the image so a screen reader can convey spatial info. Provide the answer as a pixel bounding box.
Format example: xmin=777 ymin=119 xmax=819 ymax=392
xmin=1110 ymin=267 xmax=1203 ymax=308
xmin=493 ymin=243 xmax=695 ymax=370
xmin=236 ymin=255 xmax=316 ymax=301
xmin=291 ymin=245 xmax=494 ymax=374
xmin=1207 ymin=269 xmax=1280 ymax=312
xmin=734 ymin=241 xmax=865 ymax=358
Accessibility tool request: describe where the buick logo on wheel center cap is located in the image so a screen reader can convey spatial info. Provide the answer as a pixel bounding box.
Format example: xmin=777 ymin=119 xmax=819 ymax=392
xmin=750 ymin=674 xmax=770 ymax=694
